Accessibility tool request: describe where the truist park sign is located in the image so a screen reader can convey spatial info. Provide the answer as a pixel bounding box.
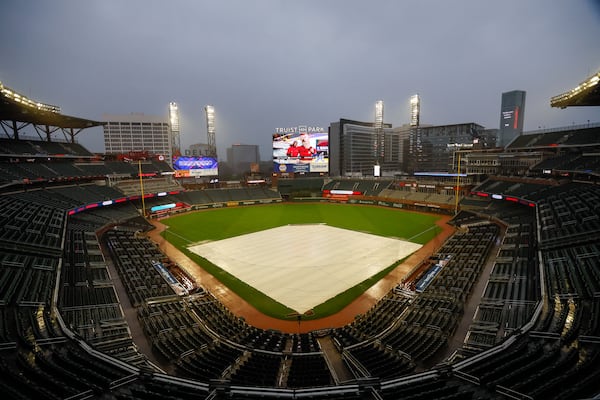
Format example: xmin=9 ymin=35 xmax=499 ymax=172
xmin=272 ymin=125 xmax=328 ymax=174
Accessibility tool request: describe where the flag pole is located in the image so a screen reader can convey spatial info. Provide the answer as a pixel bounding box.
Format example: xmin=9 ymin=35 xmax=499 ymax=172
xmin=454 ymin=152 xmax=461 ymax=215
xmin=139 ymin=160 xmax=146 ymax=217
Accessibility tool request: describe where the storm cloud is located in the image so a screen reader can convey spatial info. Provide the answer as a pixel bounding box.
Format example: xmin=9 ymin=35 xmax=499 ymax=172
xmin=1 ymin=0 xmax=599 ymax=159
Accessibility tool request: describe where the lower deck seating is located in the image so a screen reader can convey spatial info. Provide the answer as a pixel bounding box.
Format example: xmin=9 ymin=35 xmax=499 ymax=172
xmin=1 ymin=177 xmax=600 ymax=398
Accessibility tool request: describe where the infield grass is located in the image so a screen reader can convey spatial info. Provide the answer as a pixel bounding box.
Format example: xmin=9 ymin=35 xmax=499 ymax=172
xmin=161 ymin=203 xmax=442 ymax=320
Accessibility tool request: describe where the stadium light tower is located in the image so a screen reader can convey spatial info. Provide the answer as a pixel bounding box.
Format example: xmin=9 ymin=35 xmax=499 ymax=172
xmin=375 ymin=100 xmax=384 ymax=130
xmin=205 ymin=105 xmax=216 ymax=158
xmin=410 ymin=94 xmax=420 ymax=127
xmin=169 ymin=102 xmax=181 ymax=158
xmin=374 ymin=100 xmax=384 ymax=170
xmin=408 ymin=94 xmax=421 ymax=173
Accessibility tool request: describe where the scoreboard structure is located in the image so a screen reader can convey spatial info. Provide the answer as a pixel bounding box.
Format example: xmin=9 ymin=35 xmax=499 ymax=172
xmin=172 ymin=156 xmax=218 ymax=177
xmin=272 ymin=125 xmax=328 ymax=175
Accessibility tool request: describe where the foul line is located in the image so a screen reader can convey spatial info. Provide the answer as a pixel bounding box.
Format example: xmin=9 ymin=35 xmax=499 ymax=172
xmin=165 ymin=229 xmax=193 ymax=244
xmin=408 ymin=224 xmax=440 ymax=242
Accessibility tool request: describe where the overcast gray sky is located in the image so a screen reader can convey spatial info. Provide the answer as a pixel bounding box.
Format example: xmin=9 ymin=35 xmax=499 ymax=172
xmin=1 ymin=0 xmax=599 ymax=160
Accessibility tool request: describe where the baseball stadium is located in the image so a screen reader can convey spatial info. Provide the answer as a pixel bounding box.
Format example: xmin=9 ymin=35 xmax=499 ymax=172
xmin=0 ymin=68 xmax=599 ymax=400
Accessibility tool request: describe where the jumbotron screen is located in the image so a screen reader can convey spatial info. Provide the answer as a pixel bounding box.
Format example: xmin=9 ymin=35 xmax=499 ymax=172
xmin=172 ymin=156 xmax=218 ymax=177
xmin=272 ymin=129 xmax=328 ymax=174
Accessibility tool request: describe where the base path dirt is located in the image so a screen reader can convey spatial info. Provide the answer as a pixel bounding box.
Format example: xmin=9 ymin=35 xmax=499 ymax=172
xmin=146 ymin=212 xmax=455 ymax=334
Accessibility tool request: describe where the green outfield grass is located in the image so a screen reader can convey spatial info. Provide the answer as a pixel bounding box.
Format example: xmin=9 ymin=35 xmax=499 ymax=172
xmin=161 ymin=203 xmax=442 ymax=320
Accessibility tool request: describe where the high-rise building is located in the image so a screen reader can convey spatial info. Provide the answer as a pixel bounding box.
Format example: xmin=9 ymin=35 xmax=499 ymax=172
xmin=393 ymin=124 xmax=412 ymax=171
xmin=328 ymin=119 xmax=396 ymax=177
xmin=406 ymin=122 xmax=496 ymax=172
xmin=498 ymin=90 xmax=526 ymax=147
xmin=227 ymin=144 xmax=260 ymax=176
xmin=103 ymin=113 xmax=171 ymax=157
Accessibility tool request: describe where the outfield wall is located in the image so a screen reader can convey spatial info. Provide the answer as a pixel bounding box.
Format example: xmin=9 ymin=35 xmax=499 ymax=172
xmin=62 ymin=183 xmax=450 ymax=225
xmin=292 ymin=195 xmax=453 ymax=215
xmin=147 ymin=192 xmax=452 ymax=220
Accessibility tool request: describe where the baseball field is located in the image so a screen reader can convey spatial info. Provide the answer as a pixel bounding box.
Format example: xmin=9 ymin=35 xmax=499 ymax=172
xmin=160 ymin=203 xmax=442 ymax=320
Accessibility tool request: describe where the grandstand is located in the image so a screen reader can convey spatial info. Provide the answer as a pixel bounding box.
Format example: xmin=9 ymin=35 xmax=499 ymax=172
xmin=1 ymin=78 xmax=600 ymax=399
xmin=1 ymin=142 xmax=599 ymax=399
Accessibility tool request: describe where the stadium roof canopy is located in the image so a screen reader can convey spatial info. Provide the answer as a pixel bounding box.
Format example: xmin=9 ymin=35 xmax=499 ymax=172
xmin=0 ymin=81 xmax=103 ymax=142
xmin=550 ymin=69 xmax=600 ymax=108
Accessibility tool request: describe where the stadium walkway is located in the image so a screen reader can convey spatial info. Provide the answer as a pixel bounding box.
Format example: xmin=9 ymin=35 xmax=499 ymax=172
xmin=318 ymin=336 xmax=355 ymax=383
xmin=100 ymin=239 xmax=171 ymax=373
xmin=427 ymin=224 xmax=507 ymax=366
xmin=146 ymin=213 xmax=455 ymax=334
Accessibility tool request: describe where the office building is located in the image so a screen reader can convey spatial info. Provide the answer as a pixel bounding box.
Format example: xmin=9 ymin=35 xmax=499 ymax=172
xmin=329 ymin=119 xmax=396 ymax=177
xmin=407 ymin=123 xmax=496 ymax=173
xmin=103 ymin=113 xmax=171 ymax=158
xmin=498 ymin=90 xmax=526 ymax=147
xmin=227 ymin=144 xmax=260 ymax=176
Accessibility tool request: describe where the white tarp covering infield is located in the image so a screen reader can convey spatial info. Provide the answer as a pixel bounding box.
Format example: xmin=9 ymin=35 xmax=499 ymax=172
xmin=188 ymin=225 xmax=422 ymax=314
